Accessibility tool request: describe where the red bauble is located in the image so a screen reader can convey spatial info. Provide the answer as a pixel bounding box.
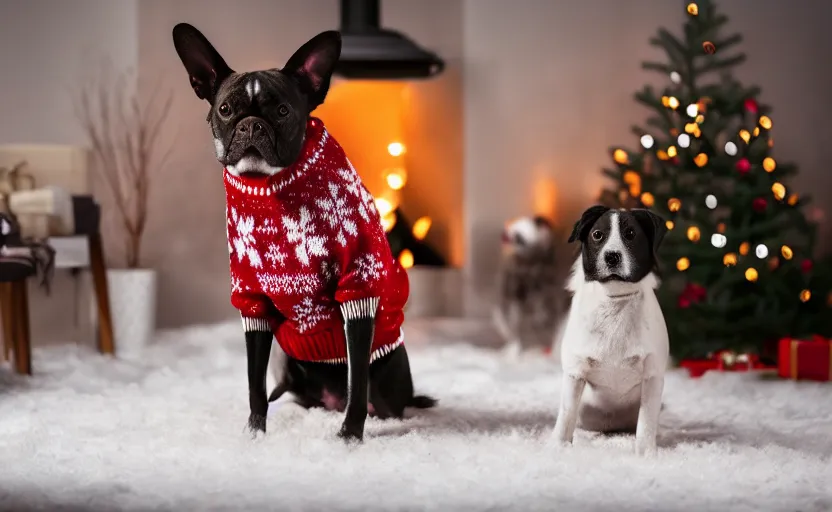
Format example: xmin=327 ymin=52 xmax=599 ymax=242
xmin=801 ymin=259 xmax=813 ymax=273
xmin=736 ymin=158 xmax=751 ymax=175
xmin=744 ymin=98 xmax=759 ymax=114
xmin=671 ymin=157 xmax=680 ymax=166
xmin=679 ymin=283 xmax=707 ymax=309
xmin=752 ymin=197 xmax=768 ymax=213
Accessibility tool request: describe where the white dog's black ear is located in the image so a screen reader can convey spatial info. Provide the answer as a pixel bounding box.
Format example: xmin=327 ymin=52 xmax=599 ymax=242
xmin=632 ymin=209 xmax=668 ymax=262
xmin=282 ymin=31 xmax=342 ymax=111
xmin=568 ymin=205 xmax=610 ymax=243
xmin=172 ymin=23 xmax=235 ymax=104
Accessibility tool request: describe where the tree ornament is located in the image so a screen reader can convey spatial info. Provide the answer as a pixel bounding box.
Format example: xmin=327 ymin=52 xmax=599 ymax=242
xmin=687 ymin=3 xmax=698 ymax=15
xmin=768 ymin=257 xmax=779 ymax=271
xmin=640 ymin=192 xmax=655 ymax=207
xmin=743 ymin=98 xmax=759 ymax=114
xmin=739 ymin=242 xmax=750 ymax=256
xmin=787 ymin=193 xmax=799 ymax=206
xmin=800 ymin=289 xmax=811 ymax=303
xmin=739 ymin=129 xmax=751 ymax=143
xmin=613 ymin=149 xmax=629 ymax=165
xmin=705 ymin=195 xmax=718 ymax=209
xmin=772 ymin=182 xmax=786 ymax=201
xmin=759 ymin=116 xmax=773 ymax=130
xmin=717 ymin=222 xmax=726 ymax=233
xmin=801 ymin=259 xmax=813 ymax=273
xmin=711 ymin=233 xmax=727 ymax=248
xmin=694 ymin=153 xmax=708 ymax=167
xmin=781 ymin=245 xmax=793 ymax=260
xmin=736 ymin=158 xmax=751 ymax=175
xmin=752 ymin=197 xmax=768 ymax=213
xmin=677 ymin=257 xmax=691 ymax=271
xmin=666 ymin=220 xmax=675 ymax=230
xmin=763 ymin=157 xmax=776 ymax=172
xmin=703 ymin=41 xmax=716 ymax=54
xmin=723 ymin=253 xmax=738 ymax=266
xmin=668 ymin=198 xmax=682 ymax=212
xmin=687 ymin=226 xmax=701 ymax=242
xmin=724 ymin=142 xmax=738 ymax=156
xmin=745 ymin=268 xmax=758 ymax=282
xmin=640 ymin=135 xmax=654 ymax=149
xmin=755 ymin=244 xmax=769 ymax=259
xmin=670 ymin=71 xmax=682 ymax=84
xmin=678 ymin=282 xmax=706 ymax=308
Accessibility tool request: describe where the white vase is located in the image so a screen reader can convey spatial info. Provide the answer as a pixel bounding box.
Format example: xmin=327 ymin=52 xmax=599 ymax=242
xmin=105 ymin=268 xmax=157 ymax=359
xmin=405 ymin=266 xmax=463 ymax=318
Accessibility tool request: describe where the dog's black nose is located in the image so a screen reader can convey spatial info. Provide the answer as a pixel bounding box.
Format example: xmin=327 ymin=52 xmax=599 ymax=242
xmin=236 ymin=117 xmax=265 ymax=135
xmin=604 ymin=251 xmax=622 ymax=268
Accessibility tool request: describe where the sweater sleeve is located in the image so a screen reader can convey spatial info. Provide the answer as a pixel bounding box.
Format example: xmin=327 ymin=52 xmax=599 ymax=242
xmin=334 ymin=220 xmax=392 ymax=319
xmin=231 ymin=289 xmax=274 ymax=332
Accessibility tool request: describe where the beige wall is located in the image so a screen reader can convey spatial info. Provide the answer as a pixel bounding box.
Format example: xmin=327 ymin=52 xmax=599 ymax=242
xmin=462 ymin=0 xmax=832 ymax=317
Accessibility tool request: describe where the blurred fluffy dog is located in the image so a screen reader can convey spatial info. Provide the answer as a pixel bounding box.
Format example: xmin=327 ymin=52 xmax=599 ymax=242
xmin=551 ymin=206 xmax=668 ymax=456
xmin=493 ymin=216 xmax=560 ymax=355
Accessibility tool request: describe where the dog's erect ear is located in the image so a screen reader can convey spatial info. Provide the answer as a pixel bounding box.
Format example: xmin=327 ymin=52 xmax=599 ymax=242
xmin=172 ymin=23 xmax=234 ymax=103
xmin=568 ymin=205 xmax=610 ymax=244
xmin=282 ymin=31 xmax=342 ymax=111
xmin=632 ymin=209 xmax=668 ymax=260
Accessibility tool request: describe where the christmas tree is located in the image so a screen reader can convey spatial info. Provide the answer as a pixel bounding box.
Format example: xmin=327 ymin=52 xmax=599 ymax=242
xmin=600 ymin=0 xmax=832 ymax=360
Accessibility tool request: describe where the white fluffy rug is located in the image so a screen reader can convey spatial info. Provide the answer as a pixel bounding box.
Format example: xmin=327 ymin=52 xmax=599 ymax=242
xmin=1 ymin=320 xmax=831 ymax=512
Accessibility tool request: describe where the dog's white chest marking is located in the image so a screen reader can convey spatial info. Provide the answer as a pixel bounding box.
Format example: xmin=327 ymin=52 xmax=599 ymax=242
xmin=567 ymin=292 xmax=648 ymax=394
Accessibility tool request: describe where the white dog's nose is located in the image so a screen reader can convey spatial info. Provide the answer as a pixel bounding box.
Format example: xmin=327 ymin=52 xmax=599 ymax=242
xmin=604 ymin=251 xmax=622 ymax=268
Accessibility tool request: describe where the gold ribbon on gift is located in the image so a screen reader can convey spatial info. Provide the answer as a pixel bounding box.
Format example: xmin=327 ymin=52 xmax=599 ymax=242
xmin=789 ymin=338 xmax=832 ymax=380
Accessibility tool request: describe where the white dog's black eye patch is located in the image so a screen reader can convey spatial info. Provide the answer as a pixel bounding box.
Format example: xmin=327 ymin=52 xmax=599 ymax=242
xmin=570 ymin=206 xmax=667 ymax=284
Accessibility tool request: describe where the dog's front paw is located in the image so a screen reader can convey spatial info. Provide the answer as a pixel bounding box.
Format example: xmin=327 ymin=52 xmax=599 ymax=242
xmin=337 ymin=422 xmax=364 ymax=444
xmin=246 ymin=413 xmax=267 ymax=437
xmin=634 ymin=437 xmax=657 ymax=457
xmin=547 ymin=429 xmax=572 ymax=449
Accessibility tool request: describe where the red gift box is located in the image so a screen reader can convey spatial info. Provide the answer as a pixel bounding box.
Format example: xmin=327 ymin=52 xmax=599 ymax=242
xmin=680 ymin=350 xmax=774 ymax=378
xmin=777 ymin=335 xmax=832 ymax=381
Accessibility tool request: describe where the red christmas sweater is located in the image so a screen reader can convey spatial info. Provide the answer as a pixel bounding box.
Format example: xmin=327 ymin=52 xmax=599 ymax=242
xmin=224 ymin=118 xmax=409 ymax=363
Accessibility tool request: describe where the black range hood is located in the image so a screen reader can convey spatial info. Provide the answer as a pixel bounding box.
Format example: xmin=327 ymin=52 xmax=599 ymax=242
xmin=335 ymin=0 xmax=445 ymax=80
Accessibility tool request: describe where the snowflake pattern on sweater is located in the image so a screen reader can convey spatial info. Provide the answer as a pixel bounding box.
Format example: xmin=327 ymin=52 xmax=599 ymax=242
xmin=223 ymin=118 xmax=408 ymax=363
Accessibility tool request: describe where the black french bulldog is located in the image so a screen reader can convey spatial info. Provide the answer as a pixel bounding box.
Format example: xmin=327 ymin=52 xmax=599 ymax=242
xmin=171 ymin=24 xmax=436 ymax=442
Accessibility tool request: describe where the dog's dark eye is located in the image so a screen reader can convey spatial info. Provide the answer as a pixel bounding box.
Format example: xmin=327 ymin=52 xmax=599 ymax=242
xmin=278 ymin=104 xmax=289 ymax=117
xmin=591 ymin=230 xmax=604 ymax=242
xmin=218 ymin=103 xmax=231 ymax=116
xmin=624 ymin=227 xmax=636 ymax=240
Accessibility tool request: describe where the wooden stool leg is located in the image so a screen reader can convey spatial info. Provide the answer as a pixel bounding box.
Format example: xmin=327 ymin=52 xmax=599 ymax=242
xmin=0 ymin=282 xmax=13 ymax=362
xmin=88 ymin=233 xmax=115 ymax=355
xmin=11 ymin=280 xmax=31 ymax=375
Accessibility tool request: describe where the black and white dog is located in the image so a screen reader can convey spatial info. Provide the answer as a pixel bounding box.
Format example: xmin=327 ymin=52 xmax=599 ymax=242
xmin=551 ymin=206 xmax=669 ymax=456
xmin=172 ymin=24 xmax=435 ymax=442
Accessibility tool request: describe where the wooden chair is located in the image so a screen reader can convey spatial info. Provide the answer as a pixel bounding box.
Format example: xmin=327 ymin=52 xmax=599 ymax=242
xmin=0 ymin=269 xmax=33 ymax=374
xmin=0 ymin=145 xmax=115 ymax=374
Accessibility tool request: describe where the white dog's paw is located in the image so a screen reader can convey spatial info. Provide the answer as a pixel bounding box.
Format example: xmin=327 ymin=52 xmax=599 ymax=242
xmin=501 ymin=340 xmax=522 ymax=360
xmin=634 ymin=437 xmax=657 ymax=457
xmin=547 ymin=430 xmax=572 ymax=450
